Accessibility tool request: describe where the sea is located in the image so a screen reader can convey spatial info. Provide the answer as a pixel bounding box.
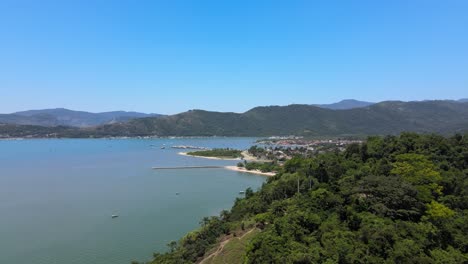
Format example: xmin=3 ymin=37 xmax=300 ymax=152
xmin=0 ymin=137 xmax=266 ymax=264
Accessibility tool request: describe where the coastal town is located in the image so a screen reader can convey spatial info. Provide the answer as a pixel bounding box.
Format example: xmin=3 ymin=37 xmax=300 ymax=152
xmin=172 ymin=137 xmax=364 ymax=176
xmin=250 ymin=137 xmax=363 ymax=160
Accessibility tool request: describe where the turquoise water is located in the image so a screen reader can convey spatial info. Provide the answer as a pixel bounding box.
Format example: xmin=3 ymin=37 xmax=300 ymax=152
xmin=0 ymin=138 xmax=265 ymax=264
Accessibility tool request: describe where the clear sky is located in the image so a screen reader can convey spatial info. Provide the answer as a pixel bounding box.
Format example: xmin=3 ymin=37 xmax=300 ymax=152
xmin=1 ymin=0 xmax=467 ymax=114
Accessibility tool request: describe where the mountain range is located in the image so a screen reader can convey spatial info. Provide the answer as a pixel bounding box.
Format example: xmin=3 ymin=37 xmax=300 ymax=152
xmin=91 ymin=100 xmax=468 ymax=137
xmin=2 ymin=99 xmax=467 ymax=128
xmin=314 ymin=98 xmax=468 ymax=110
xmin=0 ymin=100 xmax=373 ymax=128
xmin=1 ymin=100 xmax=467 ymax=138
xmin=314 ymin=99 xmax=375 ymax=110
xmin=0 ymin=108 xmax=161 ymax=127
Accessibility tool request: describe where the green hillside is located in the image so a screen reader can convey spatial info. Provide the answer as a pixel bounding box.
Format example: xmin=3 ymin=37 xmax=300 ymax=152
xmin=147 ymin=133 xmax=468 ymax=263
xmin=1 ymin=101 xmax=468 ymax=138
xmin=86 ymin=100 xmax=468 ymax=137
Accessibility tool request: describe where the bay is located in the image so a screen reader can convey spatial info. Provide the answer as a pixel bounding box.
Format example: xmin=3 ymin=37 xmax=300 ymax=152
xmin=0 ymin=137 xmax=265 ymax=264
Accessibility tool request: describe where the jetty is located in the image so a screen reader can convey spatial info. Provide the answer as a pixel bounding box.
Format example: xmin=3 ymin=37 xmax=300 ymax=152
xmin=152 ymin=166 xmax=224 ymax=170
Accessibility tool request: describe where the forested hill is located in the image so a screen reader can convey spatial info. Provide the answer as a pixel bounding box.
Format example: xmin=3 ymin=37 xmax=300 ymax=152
xmin=88 ymin=100 xmax=468 ymax=137
xmin=0 ymin=108 xmax=160 ymax=127
xmin=1 ymin=100 xmax=468 ymax=138
xmin=148 ymin=133 xmax=468 ymax=263
xmin=314 ymin=99 xmax=374 ymax=110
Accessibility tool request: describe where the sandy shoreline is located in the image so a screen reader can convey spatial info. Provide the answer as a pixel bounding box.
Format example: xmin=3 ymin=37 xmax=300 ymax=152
xmin=178 ymin=152 xmax=242 ymax=161
xmin=178 ymin=151 xmax=275 ymax=176
xmin=224 ymin=166 xmax=276 ymax=176
xmin=179 ymin=150 xmax=271 ymax=163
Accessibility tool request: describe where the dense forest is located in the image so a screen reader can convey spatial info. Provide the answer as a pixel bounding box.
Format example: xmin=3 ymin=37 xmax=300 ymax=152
xmin=147 ymin=133 xmax=468 ymax=263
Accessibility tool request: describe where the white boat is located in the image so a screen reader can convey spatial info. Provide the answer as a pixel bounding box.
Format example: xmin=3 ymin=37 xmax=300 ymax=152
xmin=239 ymin=191 xmax=245 ymax=194
xmin=111 ymin=214 xmax=119 ymax=218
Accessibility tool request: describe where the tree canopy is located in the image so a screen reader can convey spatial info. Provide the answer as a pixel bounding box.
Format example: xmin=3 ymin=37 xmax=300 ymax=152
xmin=146 ymin=133 xmax=468 ymax=264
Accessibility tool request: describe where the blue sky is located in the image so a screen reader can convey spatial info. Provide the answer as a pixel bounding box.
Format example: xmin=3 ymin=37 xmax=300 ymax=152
xmin=1 ymin=0 xmax=467 ymax=114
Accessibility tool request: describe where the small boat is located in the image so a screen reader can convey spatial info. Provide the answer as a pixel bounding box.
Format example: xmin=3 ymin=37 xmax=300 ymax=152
xmin=161 ymin=146 xmax=166 ymax=149
xmin=239 ymin=191 xmax=245 ymax=194
xmin=176 ymin=192 xmax=180 ymax=195
xmin=111 ymin=214 xmax=119 ymax=218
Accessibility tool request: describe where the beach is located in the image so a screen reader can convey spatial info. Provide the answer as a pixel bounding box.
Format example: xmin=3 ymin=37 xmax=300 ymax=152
xmin=178 ymin=150 xmax=276 ymax=176
xmin=224 ymin=166 xmax=276 ymax=176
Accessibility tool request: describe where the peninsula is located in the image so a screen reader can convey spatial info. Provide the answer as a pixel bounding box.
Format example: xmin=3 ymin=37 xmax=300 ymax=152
xmin=183 ymin=148 xmax=243 ymax=160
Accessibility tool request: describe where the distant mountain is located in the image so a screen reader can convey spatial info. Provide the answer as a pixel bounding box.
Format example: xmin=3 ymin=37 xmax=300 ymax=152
xmin=458 ymin=98 xmax=468 ymax=103
xmin=0 ymin=113 xmax=60 ymax=127
xmin=315 ymin=99 xmax=375 ymax=110
xmin=74 ymin=100 xmax=468 ymax=137
xmin=0 ymin=108 xmax=161 ymax=127
xmin=2 ymin=101 xmax=468 ymax=138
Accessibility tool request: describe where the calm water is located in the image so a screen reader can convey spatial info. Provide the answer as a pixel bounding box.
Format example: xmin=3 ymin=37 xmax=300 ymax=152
xmin=0 ymin=138 xmax=265 ymax=264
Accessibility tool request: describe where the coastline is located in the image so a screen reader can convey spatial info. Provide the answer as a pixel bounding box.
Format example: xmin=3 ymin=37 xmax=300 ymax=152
xmin=179 ymin=150 xmax=270 ymax=162
xmin=177 ymin=152 xmax=275 ymax=176
xmin=178 ymin=152 xmax=242 ymax=161
xmin=224 ymin=166 xmax=276 ymax=176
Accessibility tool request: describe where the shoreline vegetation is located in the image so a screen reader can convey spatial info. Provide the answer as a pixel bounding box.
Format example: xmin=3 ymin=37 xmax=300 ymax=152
xmin=178 ymin=151 xmax=276 ymax=176
xmin=179 ymin=149 xmax=278 ymax=176
xmin=179 ymin=151 xmax=241 ymax=161
xmin=185 ymin=148 xmax=243 ymax=159
xmin=181 ymin=148 xmax=267 ymax=161
xmin=237 ymin=161 xmax=280 ymax=174
xmin=146 ymin=133 xmax=468 ymax=264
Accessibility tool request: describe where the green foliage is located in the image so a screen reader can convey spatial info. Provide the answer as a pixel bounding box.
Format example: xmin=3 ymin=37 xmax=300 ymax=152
xmin=204 ymin=229 xmax=260 ymax=264
xmin=146 ymin=133 xmax=468 ymax=263
xmin=391 ymin=153 xmax=443 ymax=202
xmin=186 ymin=148 xmax=242 ymax=158
xmin=248 ymin=145 xmax=266 ymax=156
xmin=244 ymin=161 xmax=280 ymax=172
xmin=150 ymin=216 xmax=228 ymax=263
xmin=426 ymin=200 xmax=455 ymax=219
